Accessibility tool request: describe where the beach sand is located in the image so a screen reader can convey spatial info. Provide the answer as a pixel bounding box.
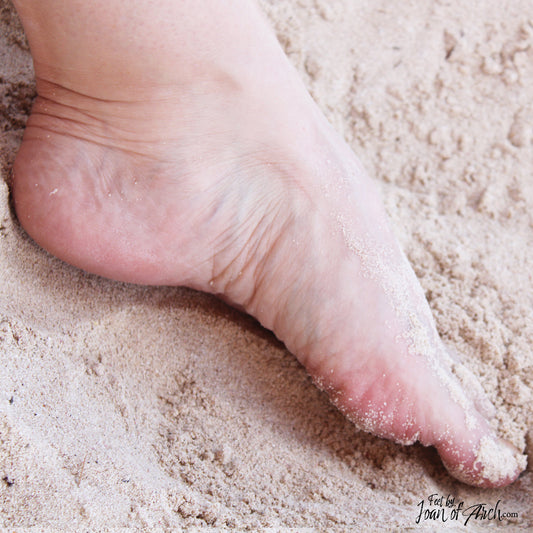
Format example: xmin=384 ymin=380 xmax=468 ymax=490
xmin=1 ymin=0 xmax=532 ymax=529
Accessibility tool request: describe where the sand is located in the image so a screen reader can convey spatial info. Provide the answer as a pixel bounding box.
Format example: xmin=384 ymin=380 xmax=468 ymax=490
xmin=1 ymin=0 xmax=532 ymax=530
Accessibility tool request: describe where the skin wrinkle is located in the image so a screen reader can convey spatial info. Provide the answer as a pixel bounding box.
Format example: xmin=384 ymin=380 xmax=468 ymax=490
xmin=209 ymin=193 xmax=286 ymax=299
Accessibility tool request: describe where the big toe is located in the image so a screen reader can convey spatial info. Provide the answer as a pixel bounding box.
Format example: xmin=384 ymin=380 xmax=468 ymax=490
xmin=437 ymin=426 xmax=526 ymax=488
xmin=430 ymin=363 xmax=526 ymax=487
xmin=421 ymin=350 xmax=527 ymax=486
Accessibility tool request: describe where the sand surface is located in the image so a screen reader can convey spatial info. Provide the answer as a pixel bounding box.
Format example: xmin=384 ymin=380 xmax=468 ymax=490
xmin=1 ymin=0 xmax=532 ymax=530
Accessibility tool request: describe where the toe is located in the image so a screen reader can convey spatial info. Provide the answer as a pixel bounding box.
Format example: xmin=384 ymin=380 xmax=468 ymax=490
xmin=437 ymin=431 xmax=526 ymax=488
xmin=422 ymin=361 xmax=526 ymax=487
xmin=428 ymin=355 xmax=527 ymax=487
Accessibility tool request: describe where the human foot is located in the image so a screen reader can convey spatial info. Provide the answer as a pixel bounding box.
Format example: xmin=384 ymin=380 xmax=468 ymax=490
xmin=11 ymin=0 xmax=526 ymax=487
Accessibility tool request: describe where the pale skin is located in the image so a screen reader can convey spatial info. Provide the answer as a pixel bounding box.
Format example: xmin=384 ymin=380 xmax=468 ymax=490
xmin=10 ymin=0 xmax=525 ymax=487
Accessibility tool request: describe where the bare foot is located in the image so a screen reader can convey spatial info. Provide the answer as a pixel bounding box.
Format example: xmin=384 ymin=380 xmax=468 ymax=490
xmin=11 ymin=0 xmax=525 ymax=486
